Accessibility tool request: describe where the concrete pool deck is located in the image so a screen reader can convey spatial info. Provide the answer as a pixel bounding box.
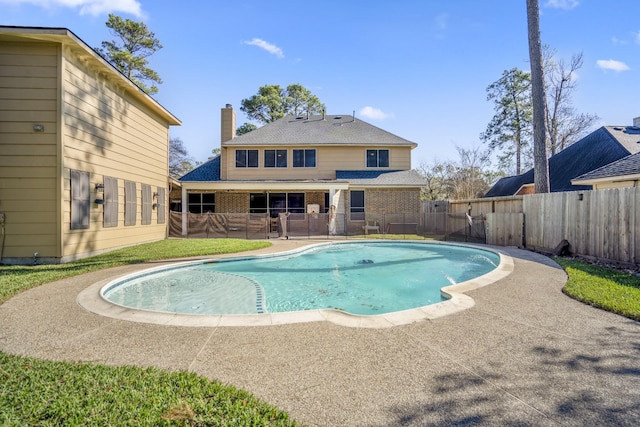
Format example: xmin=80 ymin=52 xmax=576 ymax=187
xmin=1 ymin=240 xmax=639 ymax=426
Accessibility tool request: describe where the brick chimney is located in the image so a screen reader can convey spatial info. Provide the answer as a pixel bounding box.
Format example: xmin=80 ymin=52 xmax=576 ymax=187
xmin=221 ymin=104 xmax=236 ymax=142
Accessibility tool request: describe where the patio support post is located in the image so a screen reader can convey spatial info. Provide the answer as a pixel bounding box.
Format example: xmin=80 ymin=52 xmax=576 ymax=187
xmin=181 ymin=186 xmax=188 ymax=237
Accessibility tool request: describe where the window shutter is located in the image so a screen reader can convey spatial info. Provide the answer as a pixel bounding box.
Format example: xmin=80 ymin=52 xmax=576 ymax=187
xmin=125 ymin=181 xmax=137 ymax=226
xmin=142 ymin=184 xmax=152 ymax=225
xmin=157 ymin=187 xmax=166 ymax=224
xmin=71 ymin=170 xmax=90 ymax=229
xmin=104 ymin=177 xmax=118 ymax=228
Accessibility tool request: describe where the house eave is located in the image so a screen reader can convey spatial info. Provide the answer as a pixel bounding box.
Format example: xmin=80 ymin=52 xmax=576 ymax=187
xmin=572 ymin=173 xmax=640 ymax=186
xmin=179 ymin=180 xmax=351 ymax=191
xmin=0 ymin=25 xmax=181 ymax=126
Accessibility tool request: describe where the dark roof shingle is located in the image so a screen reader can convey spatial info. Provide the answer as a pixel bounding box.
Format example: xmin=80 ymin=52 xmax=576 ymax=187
xmin=573 ymin=151 xmax=640 ymax=181
xmin=485 ymin=126 xmax=640 ymax=197
xmin=179 ymin=156 xmax=220 ymax=181
xmin=222 ymin=114 xmax=417 ymax=147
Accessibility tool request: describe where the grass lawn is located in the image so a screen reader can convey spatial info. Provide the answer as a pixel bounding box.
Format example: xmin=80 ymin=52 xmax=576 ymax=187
xmin=556 ymin=257 xmax=640 ymax=322
xmin=1 ymin=239 xmax=298 ymax=426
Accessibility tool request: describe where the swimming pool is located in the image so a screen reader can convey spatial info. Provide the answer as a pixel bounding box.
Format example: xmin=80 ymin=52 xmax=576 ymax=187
xmin=101 ymin=241 xmax=503 ymax=318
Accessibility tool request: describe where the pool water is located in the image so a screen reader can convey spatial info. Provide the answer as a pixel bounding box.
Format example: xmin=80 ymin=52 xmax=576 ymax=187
xmin=103 ymin=242 xmax=500 ymax=316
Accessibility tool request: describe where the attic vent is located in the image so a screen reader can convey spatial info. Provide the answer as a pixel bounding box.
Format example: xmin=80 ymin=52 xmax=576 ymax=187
xmin=614 ymin=127 xmax=623 ymax=131
xmin=296 ymin=116 xmax=304 ymax=120
xmin=334 ymin=116 xmax=342 ymax=119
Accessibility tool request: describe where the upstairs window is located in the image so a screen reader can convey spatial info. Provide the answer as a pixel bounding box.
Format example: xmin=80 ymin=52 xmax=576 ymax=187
xmin=236 ymin=149 xmax=258 ymax=168
xmin=265 ymin=149 xmax=287 ymax=168
xmin=366 ymin=149 xmax=389 ymax=168
xmin=293 ymin=149 xmax=316 ymax=168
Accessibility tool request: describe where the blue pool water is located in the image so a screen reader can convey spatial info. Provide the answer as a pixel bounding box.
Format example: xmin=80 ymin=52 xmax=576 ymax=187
xmin=102 ymin=241 xmax=500 ymax=316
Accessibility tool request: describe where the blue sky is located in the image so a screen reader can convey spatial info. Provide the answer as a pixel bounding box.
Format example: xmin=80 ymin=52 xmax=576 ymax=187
xmin=2 ymin=0 xmax=639 ymax=168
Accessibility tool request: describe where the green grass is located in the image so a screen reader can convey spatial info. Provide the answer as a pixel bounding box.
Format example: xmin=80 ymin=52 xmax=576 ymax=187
xmin=556 ymin=258 xmax=640 ymax=321
xmin=0 ymin=239 xmax=270 ymax=304
xmin=0 ymin=353 xmax=297 ymax=426
xmin=0 ymin=238 xmax=300 ymax=426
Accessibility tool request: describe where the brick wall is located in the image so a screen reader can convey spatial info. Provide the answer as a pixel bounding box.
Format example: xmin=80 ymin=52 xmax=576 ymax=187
xmin=364 ymin=189 xmax=421 ymax=213
xmin=217 ymin=192 xmax=249 ymax=213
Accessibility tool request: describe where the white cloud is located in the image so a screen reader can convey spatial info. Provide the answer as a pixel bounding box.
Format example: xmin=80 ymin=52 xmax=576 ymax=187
xmin=596 ymin=59 xmax=630 ymax=72
xmin=359 ymin=106 xmax=392 ymax=120
xmin=243 ymin=38 xmax=284 ymax=59
xmin=0 ymin=0 xmax=145 ymax=17
xmin=435 ymin=13 xmax=448 ymax=31
xmin=545 ymin=0 xmax=579 ymax=10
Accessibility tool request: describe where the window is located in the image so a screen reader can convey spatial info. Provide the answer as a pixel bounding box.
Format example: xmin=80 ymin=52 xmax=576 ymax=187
xmin=124 ymin=180 xmax=137 ymax=226
xmin=350 ymin=190 xmax=365 ymax=221
xmin=249 ymin=192 xmax=305 ymax=217
xmin=287 ymin=193 xmax=305 ymax=213
xmin=103 ymin=176 xmax=118 ymax=228
xmin=156 ymin=187 xmax=166 ymax=224
xmin=293 ymin=149 xmax=316 ymax=168
xmin=70 ymin=170 xmax=90 ymax=229
xmin=366 ymin=149 xmax=389 ymax=168
xmin=264 ymin=149 xmax=287 ymax=168
xmin=141 ymin=184 xmax=152 ymax=225
xmin=188 ymin=193 xmax=216 ymax=214
xmin=236 ymin=149 xmax=258 ymax=167
xmin=249 ymin=193 xmax=267 ymax=214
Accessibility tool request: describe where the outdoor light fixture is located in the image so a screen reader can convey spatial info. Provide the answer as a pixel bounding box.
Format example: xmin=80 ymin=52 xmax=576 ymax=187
xmin=95 ymin=183 xmax=105 ymax=205
xmin=33 ymin=124 xmax=44 ymax=132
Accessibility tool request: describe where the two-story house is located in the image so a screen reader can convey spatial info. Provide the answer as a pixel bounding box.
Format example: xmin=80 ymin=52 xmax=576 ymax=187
xmin=176 ymin=105 xmax=426 ymax=237
xmin=0 ymin=26 xmax=180 ymax=264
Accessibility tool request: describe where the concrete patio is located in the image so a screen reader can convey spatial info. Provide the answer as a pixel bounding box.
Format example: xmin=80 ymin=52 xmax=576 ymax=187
xmin=1 ymin=241 xmax=639 ymax=426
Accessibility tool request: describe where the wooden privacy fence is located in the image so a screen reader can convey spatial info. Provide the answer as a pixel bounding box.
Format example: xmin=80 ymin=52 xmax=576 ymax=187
xmin=524 ymin=187 xmax=640 ymax=264
xmin=426 ymin=188 xmax=640 ymax=264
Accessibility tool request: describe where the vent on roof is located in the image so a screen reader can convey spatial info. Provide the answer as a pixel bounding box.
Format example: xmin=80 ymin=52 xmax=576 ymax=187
xmin=614 ymin=127 xmax=623 ymax=131
xmin=334 ymin=116 xmax=342 ymax=119
xmin=296 ymin=116 xmax=304 ymax=120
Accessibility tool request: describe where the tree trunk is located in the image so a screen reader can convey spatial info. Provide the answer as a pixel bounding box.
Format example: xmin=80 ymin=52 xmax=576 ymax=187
xmin=527 ymin=0 xmax=550 ymax=193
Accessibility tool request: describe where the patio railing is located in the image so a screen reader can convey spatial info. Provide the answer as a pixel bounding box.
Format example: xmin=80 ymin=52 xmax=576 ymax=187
xmin=168 ymin=211 xmax=486 ymax=243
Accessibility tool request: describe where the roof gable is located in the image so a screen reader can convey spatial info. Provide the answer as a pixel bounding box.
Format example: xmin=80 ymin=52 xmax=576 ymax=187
xmin=0 ymin=25 xmax=180 ymax=125
xmin=222 ymin=115 xmax=417 ymax=148
xmin=179 ymin=156 xmax=221 ymax=182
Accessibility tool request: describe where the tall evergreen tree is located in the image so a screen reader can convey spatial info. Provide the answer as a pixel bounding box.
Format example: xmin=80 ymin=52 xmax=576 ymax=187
xmin=481 ymin=68 xmax=533 ymax=175
xmin=97 ymin=14 xmax=163 ymax=95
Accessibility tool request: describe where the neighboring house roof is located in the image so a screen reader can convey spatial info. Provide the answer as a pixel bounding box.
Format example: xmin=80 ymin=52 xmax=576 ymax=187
xmin=572 ymin=151 xmax=640 ymax=184
xmin=222 ymin=114 xmax=418 ymax=148
xmin=485 ymin=125 xmax=640 ymax=197
xmin=180 ymin=156 xmax=221 ymax=181
xmin=336 ymin=170 xmax=427 ymax=186
xmin=0 ymin=25 xmax=181 ymax=126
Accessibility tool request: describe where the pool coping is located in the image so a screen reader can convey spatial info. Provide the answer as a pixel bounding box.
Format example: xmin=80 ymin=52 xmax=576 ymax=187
xmin=77 ymin=240 xmax=515 ymax=329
